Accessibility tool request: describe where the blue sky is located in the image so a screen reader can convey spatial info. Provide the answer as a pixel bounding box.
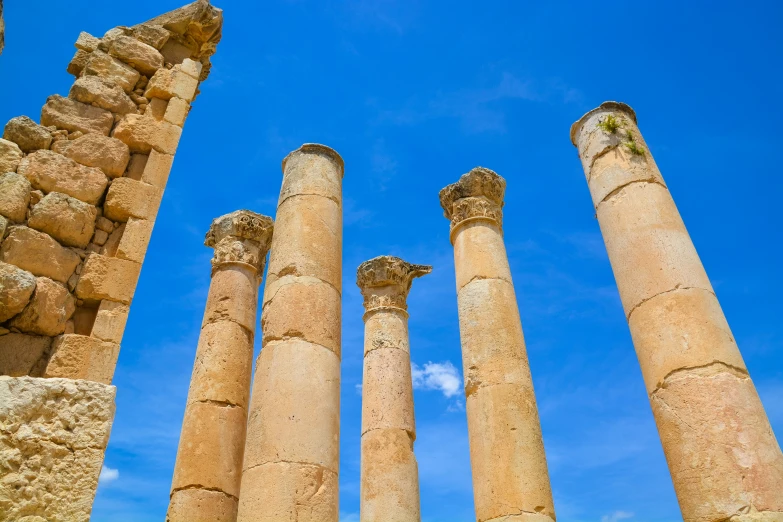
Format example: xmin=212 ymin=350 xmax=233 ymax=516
xmin=2 ymin=1 xmax=782 ymax=521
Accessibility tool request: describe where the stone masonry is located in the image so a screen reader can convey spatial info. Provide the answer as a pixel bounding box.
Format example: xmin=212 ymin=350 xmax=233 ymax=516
xmin=357 ymin=256 xmax=431 ymax=522
xmin=167 ymin=210 xmax=273 ymax=522
xmin=238 ymin=144 xmax=344 ymax=522
xmin=0 ymin=2 xmax=223 ymax=519
xmin=571 ymin=102 xmax=783 ymax=522
xmin=440 ymin=168 xmax=556 ymax=522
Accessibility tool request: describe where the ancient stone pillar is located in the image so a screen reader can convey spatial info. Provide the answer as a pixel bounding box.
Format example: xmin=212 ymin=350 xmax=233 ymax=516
xmin=439 ymin=168 xmax=556 ymax=522
xmin=237 ymin=144 xmax=343 ymax=522
xmin=167 ymin=210 xmax=273 ymax=522
xmin=571 ymin=102 xmax=783 ymax=522
xmin=356 ymin=256 xmax=431 ymax=522
xmin=0 ymin=3 xmax=223 ymax=519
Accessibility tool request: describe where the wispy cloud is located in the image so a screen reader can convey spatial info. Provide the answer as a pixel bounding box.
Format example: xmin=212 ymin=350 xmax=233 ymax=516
xmin=340 ymin=512 xmax=360 ymax=522
xmin=412 ymin=361 xmax=462 ymax=398
xmin=601 ymin=511 xmax=634 ymax=522
xmin=99 ymin=466 xmax=120 ymax=484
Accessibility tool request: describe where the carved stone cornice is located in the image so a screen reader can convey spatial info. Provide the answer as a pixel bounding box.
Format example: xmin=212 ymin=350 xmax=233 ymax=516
xmin=356 ymin=256 xmax=431 ymax=317
xmin=204 ymin=210 xmax=273 ymax=275
xmin=439 ymin=167 xmax=505 ymax=238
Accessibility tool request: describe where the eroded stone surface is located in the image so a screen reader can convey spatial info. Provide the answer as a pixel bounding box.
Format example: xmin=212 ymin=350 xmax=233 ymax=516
xmin=112 ymin=113 xmax=182 ymax=154
xmin=44 ymin=334 xmax=120 ymax=384
xmin=168 ymin=488 xmax=237 ymax=522
xmin=108 ymin=35 xmax=164 ymax=76
xmin=41 ymin=95 xmax=114 ymax=136
xmin=75 ymin=254 xmax=141 ymax=304
xmin=0 ymin=139 xmax=23 ymax=174
xmin=103 ymin=177 xmax=161 ymax=222
xmin=0 ymin=262 xmax=37 ymax=322
xmin=83 ymin=49 xmax=140 ymax=93
xmin=18 ymin=150 xmax=108 ymax=205
xmin=52 ymin=133 xmax=131 ymax=178
xmin=0 ymin=172 xmax=32 ymax=223
xmin=3 ymin=116 xmax=52 ymax=153
xmin=28 ymin=192 xmax=98 ymax=248
xmin=9 ymin=277 xmax=75 ymax=336
xmin=0 ymin=333 xmax=51 ymax=376
xmin=0 ymin=376 xmax=115 ymax=521
xmin=70 ymin=75 xmax=137 ymax=115
xmin=145 ymin=64 xmax=199 ymax=101
xmin=0 ymin=227 xmax=81 ymax=283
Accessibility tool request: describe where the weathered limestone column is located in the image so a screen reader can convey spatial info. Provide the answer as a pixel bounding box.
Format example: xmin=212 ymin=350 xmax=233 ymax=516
xmin=167 ymin=211 xmax=273 ymax=522
xmin=439 ymin=168 xmax=555 ymax=522
xmin=356 ymin=256 xmax=430 ymax=522
xmin=237 ymin=144 xmax=343 ymax=522
xmin=571 ymin=102 xmax=783 ymax=521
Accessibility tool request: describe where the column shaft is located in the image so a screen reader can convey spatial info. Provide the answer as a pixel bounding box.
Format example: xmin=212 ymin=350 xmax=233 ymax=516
xmin=168 ymin=211 xmax=273 ymax=522
xmin=238 ymin=144 xmax=343 ymax=522
xmin=571 ymin=102 xmax=783 ymax=522
xmin=440 ymin=169 xmax=555 ymax=522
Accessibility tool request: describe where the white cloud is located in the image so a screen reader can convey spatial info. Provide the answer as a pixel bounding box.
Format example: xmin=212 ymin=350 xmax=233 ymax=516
xmin=340 ymin=512 xmax=360 ymax=522
xmin=601 ymin=511 xmax=634 ymax=522
xmin=355 ymin=383 xmax=363 ymax=395
xmin=99 ymin=465 xmax=119 ymax=484
xmin=412 ymin=361 xmax=462 ymax=398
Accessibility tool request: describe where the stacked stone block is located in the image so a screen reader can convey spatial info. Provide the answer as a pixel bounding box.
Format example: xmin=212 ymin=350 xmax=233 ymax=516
xmin=439 ymin=168 xmax=556 ymax=522
xmin=356 ymin=256 xmax=430 ymax=522
xmin=571 ymin=102 xmax=783 ymax=522
xmin=0 ymin=2 xmax=223 ymax=519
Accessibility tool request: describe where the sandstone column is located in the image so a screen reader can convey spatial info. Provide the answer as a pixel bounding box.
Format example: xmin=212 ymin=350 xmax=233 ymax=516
xmin=439 ymin=168 xmax=555 ymax=522
xmin=571 ymin=102 xmax=783 ymax=522
xmin=167 ymin=210 xmax=273 ymax=522
xmin=237 ymin=144 xmax=343 ymax=522
xmin=356 ymin=256 xmax=431 ymax=522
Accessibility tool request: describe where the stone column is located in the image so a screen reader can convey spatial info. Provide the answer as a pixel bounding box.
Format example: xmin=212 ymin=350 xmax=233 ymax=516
xmin=356 ymin=256 xmax=431 ymax=522
xmin=237 ymin=144 xmax=343 ymax=522
xmin=167 ymin=211 xmax=273 ymax=522
xmin=439 ymin=168 xmax=555 ymax=522
xmin=571 ymin=102 xmax=783 ymax=522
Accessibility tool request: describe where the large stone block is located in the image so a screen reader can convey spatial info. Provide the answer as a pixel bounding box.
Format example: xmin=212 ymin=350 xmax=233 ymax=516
xmin=44 ymin=334 xmax=120 ymax=384
xmin=145 ymin=66 xmax=199 ymax=102
xmin=52 ymin=132 xmax=130 ymax=178
xmin=0 ymin=138 xmax=23 ymax=174
xmin=90 ymin=300 xmax=129 ymax=344
xmin=70 ymin=75 xmax=137 ymax=115
xmin=9 ymin=277 xmax=75 ymax=336
xmin=132 ymin=24 xmax=169 ymax=50
xmin=237 ymin=462 xmax=338 ymax=522
xmin=170 ymin=401 xmax=247 ymax=498
xmin=67 ymin=49 xmax=91 ymax=76
xmin=0 ymin=333 xmax=51 ymax=376
xmin=103 ymin=177 xmax=161 ymax=222
xmin=3 ymin=116 xmax=52 ymax=153
xmin=362 ymin=345 xmax=415 ymax=434
xmin=75 ymin=31 xmax=101 ymax=52
xmin=167 ymin=488 xmax=237 ymax=522
xmin=41 ymin=95 xmax=113 ymax=136
xmin=112 ymin=113 xmax=182 ymax=154
xmin=83 ymin=49 xmax=140 ymax=93
xmin=164 ymin=97 xmax=190 ymax=127
xmin=116 ymin=217 xmax=153 ymax=263
xmin=141 ymin=149 xmax=174 ymax=188
xmin=0 ymin=227 xmax=80 ymax=283
xmin=0 ymin=376 xmax=115 ymax=521
xmin=28 ymin=192 xmax=98 ymax=248
xmin=360 ymin=429 xmax=420 ymax=522
xmin=108 ymin=35 xmax=164 ymax=76
xmin=75 ymin=253 xmax=140 ymax=304
xmin=0 ymin=172 xmax=31 ymax=223
xmin=18 ymin=150 xmax=108 ymax=205
xmin=0 ymin=262 xmax=35 ymax=322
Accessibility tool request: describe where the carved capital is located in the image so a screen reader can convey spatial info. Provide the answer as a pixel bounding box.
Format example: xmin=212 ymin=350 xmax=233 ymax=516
xmin=356 ymin=255 xmax=431 ymax=316
xmin=204 ymin=210 xmax=273 ymax=275
xmin=439 ymin=167 xmax=505 ymax=235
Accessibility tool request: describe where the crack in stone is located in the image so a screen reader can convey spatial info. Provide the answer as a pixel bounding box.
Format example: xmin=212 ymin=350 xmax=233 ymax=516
xmin=202 ymin=316 xmax=254 ymax=336
xmin=650 ymin=361 xmax=750 ymax=397
xmin=597 ymin=178 xmax=668 ymax=208
xmin=193 ymin=398 xmax=243 ymax=409
xmin=170 ymin=484 xmax=238 ymax=502
xmin=243 ymin=460 xmax=337 ymax=475
xmin=262 ymin=274 xmax=342 ymax=306
xmin=278 ymin=191 xmax=341 ymax=209
xmin=625 ymin=284 xmax=716 ymax=322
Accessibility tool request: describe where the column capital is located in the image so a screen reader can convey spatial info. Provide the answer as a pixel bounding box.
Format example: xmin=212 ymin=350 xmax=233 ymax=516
xmin=204 ymin=210 xmax=274 ymax=275
xmin=356 ymin=256 xmax=431 ymax=317
xmin=439 ymin=167 xmax=506 ymax=238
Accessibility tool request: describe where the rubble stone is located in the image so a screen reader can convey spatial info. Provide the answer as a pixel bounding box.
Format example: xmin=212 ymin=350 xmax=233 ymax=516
xmin=67 ymin=49 xmax=92 ymax=76
xmin=145 ymin=65 xmax=199 ymax=102
xmin=9 ymin=277 xmax=76 ymax=336
xmin=0 ymin=227 xmax=81 ymax=283
xmin=18 ymin=150 xmax=108 ymax=205
xmin=132 ymin=24 xmax=170 ymax=50
xmin=83 ymin=49 xmax=141 ymax=93
xmin=75 ymin=32 xmax=101 ymax=52
xmin=70 ymin=75 xmax=137 ymax=115
xmin=0 ymin=261 xmax=37 ymax=322
xmin=0 ymin=333 xmax=51 ymax=376
xmin=3 ymin=116 xmax=53 ymax=152
xmin=40 ymin=95 xmax=114 ymax=136
xmin=103 ymin=177 xmax=161 ymax=222
xmin=75 ymin=253 xmax=141 ymax=304
xmin=28 ymin=192 xmax=98 ymax=248
xmin=112 ymin=113 xmax=182 ymax=154
xmin=0 ymin=138 xmax=24 ymax=173
xmin=0 ymin=376 xmax=115 ymax=521
xmin=52 ymin=133 xmax=130 ymax=178
xmin=108 ymin=35 xmax=164 ymax=76
xmin=0 ymin=172 xmax=32 ymax=223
